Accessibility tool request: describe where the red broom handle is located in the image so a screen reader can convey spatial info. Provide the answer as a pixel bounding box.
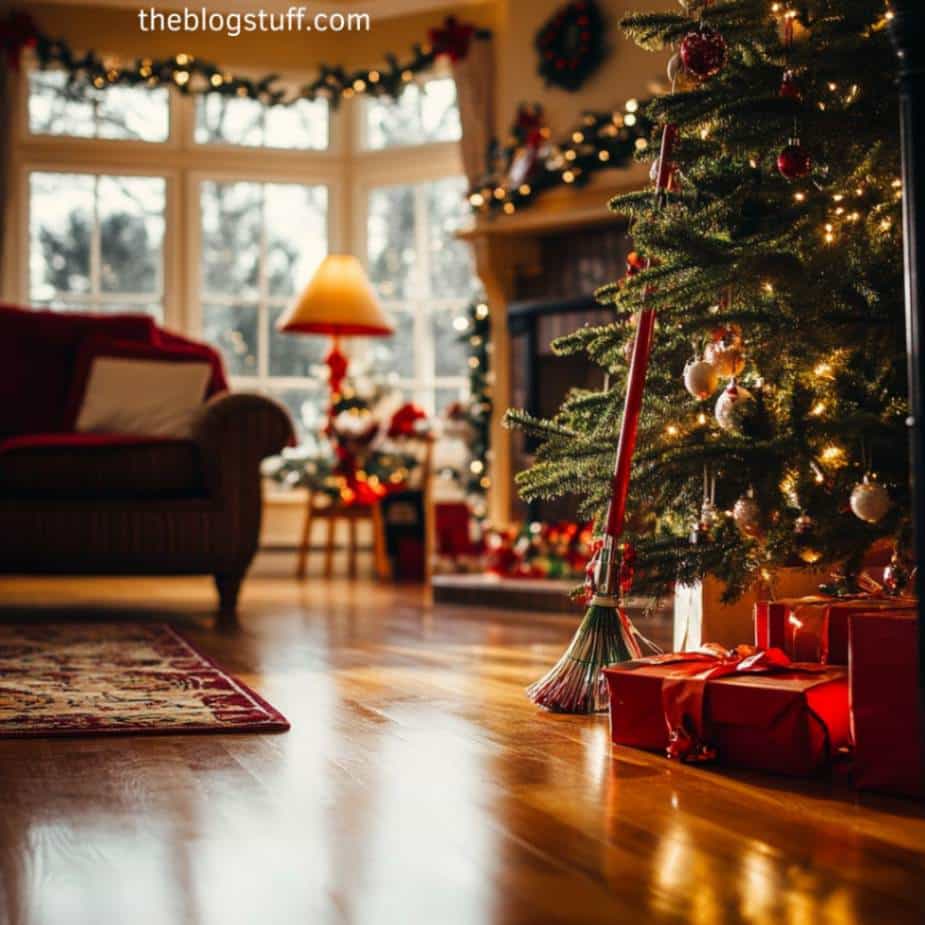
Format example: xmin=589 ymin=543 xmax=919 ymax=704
xmin=603 ymin=123 xmax=677 ymax=541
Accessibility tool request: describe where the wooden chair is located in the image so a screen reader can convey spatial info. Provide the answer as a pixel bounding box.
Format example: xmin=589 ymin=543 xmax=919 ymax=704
xmin=295 ymin=435 xmax=434 ymax=581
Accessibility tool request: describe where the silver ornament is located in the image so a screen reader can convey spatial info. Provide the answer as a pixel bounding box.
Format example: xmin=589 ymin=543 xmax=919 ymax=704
xmin=667 ymin=51 xmax=683 ymax=84
xmin=683 ymin=358 xmax=719 ymax=400
xmin=849 ymin=476 xmax=891 ymax=524
xmin=732 ymin=493 xmax=762 ymax=538
xmin=715 ymin=381 xmax=754 ymax=433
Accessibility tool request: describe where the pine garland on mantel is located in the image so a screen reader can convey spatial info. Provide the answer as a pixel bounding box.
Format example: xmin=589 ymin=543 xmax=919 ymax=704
xmin=0 ymin=10 xmax=489 ymax=110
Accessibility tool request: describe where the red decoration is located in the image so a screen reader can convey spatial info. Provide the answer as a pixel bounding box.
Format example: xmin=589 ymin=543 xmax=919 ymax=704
xmin=0 ymin=10 xmax=38 ymax=71
xmin=534 ymin=0 xmax=607 ymax=93
xmin=387 ymin=402 xmax=428 ymax=438
xmin=604 ymin=646 xmax=852 ymax=775
xmin=428 ymin=16 xmax=476 ymax=63
xmin=679 ymin=28 xmax=727 ymax=81
xmin=777 ymin=141 xmax=812 ymax=179
xmin=849 ymin=611 xmax=925 ymax=798
xmin=325 ymin=339 xmax=349 ymax=397
xmin=779 ymin=69 xmax=802 ymax=101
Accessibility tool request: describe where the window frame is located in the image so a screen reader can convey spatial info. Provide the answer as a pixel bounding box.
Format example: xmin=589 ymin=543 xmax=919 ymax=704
xmin=8 ymin=57 xmax=471 ymax=429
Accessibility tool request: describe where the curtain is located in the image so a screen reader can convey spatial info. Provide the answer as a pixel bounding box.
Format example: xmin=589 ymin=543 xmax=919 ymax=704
xmin=451 ymin=34 xmax=495 ymax=188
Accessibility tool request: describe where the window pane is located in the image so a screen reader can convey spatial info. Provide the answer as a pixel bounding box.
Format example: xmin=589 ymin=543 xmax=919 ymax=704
xmin=265 ymin=184 xmax=328 ymax=298
xmin=363 ymin=77 xmax=461 ymax=150
xmin=195 ymin=95 xmax=329 ymax=150
xmin=375 ymin=310 xmax=415 ymax=380
xmin=202 ymin=303 xmax=259 ymax=377
xmin=28 ymin=69 xmax=168 ymax=142
xmin=436 ymin=385 xmax=465 ymax=416
xmin=367 ymin=185 xmax=416 ymax=301
xmin=29 ymin=172 xmax=94 ymax=300
xmin=433 ymin=308 xmax=469 ymax=377
xmin=200 ymin=181 xmax=262 ymax=299
xmin=270 ymin=386 xmax=326 ymax=442
xmin=427 ymin=177 xmax=474 ymax=299
xmin=268 ymin=304 xmax=327 ymax=377
xmin=98 ymin=176 xmax=165 ymax=294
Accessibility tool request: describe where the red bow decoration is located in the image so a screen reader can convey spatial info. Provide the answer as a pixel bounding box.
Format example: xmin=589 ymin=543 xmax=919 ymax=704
xmin=387 ymin=403 xmax=428 ymax=438
xmin=428 ymin=16 xmax=476 ymax=63
xmin=634 ymin=644 xmax=824 ymax=763
xmin=0 ymin=10 xmax=38 ymax=71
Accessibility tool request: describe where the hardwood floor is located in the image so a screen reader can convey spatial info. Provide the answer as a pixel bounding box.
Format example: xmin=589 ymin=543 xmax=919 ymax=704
xmin=0 ymin=557 xmax=924 ymax=925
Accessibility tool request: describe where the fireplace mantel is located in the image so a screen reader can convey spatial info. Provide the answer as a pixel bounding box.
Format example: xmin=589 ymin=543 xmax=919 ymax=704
xmin=459 ymin=163 xmax=648 ymax=526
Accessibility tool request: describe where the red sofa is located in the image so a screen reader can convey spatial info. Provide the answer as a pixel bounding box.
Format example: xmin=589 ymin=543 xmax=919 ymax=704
xmin=0 ymin=304 xmax=293 ymax=620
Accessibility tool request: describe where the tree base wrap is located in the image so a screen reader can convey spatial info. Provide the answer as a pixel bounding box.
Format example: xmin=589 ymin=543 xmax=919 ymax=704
xmin=603 ymin=647 xmax=851 ymax=776
xmin=755 ymin=596 xmax=917 ymax=665
xmin=849 ymin=612 xmax=924 ymax=799
xmin=526 ymin=604 xmax=642 ymax=714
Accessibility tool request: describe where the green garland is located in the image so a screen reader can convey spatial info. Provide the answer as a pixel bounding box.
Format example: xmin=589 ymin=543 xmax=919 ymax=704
xmin=12 ymin=12 xmax=489 ymax=110
xmin=468 ymin=105 xmax=651 ymax=216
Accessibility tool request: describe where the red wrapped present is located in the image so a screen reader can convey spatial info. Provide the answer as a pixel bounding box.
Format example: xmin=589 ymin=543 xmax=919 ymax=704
xmin=849 ymin=611 xmax=924 ymax=798
xmin=604 ymin=645 xmax=851 ymax=776
xmin=755 ymin=596 xmax=916 ymax=665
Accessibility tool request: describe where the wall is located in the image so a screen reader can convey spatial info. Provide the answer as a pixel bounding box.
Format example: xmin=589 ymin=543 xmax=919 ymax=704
xmin=26 ymin=2 xmax=498 ymax=71
xmin=493 ymin=0 xmax=676 ymax=141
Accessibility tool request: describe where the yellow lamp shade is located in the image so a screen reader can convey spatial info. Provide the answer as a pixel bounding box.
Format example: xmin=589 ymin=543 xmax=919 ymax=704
xmin=276 ymin=255 xmax=394 ymax=337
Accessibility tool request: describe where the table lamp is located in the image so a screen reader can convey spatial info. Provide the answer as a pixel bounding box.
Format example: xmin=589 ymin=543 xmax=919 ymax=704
xmin=276 ymin=254 xmax=393 ymax=400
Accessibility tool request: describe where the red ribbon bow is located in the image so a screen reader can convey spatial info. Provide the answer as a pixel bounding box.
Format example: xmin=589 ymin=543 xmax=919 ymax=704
xmin=428 ymin=16 xmax=476 ymax=63
xmin=0 ymin=11 xmax=38 ymax=71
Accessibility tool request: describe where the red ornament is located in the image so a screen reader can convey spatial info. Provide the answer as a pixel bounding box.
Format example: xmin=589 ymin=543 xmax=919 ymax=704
xmin=777 ymin=141 xmax=812 ymax=180
xmin=779 ymin=70 xmax=801 ymax=101
xmin=679 ymin=28 xmax=727 ymax=80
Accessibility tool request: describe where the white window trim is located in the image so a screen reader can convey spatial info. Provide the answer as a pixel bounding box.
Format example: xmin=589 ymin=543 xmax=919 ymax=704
xmin=8 ymin=60 xmax=472 ymax=426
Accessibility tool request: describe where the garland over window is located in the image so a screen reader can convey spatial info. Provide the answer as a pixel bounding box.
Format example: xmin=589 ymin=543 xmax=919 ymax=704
xmin=0 ymin=10 xmax=489 ymax=109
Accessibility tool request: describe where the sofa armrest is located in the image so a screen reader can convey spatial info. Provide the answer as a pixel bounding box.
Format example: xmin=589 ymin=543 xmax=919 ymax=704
xmin=192 ymin=391 xmax=294 ymax=499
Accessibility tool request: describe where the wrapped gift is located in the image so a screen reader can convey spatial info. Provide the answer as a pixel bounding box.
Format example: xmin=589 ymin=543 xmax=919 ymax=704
xmin=755 ymin=596 xmax=916 ymax=664
xmin=603 ymin=645 xmax=851 ymax=776
xmin=850 ymin=612 xmax=924 ymax=798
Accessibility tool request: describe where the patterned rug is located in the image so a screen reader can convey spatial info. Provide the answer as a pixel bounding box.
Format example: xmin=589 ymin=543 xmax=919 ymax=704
xmin=0 ymin=623 xmax=289 ymax=738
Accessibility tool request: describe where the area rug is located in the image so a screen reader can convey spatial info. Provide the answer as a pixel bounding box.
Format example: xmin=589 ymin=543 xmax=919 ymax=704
xmin=0 ymin=623 xmax=289 ymax=738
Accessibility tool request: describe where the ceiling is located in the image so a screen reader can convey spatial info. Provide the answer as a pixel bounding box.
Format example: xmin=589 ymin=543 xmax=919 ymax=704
xmin=45 ymin=1 xmax=476 ymax=18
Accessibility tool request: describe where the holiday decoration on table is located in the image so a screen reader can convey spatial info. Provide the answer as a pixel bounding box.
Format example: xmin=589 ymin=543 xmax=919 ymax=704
xmin=506 ymin=1 xmax=908 ymax=604
xmin=534 ymin=0 xmax=608 ymax=93
xmin=264 ymin=374 xmax=427 ymax=506
xmin=469 ymin=102 xmax=650 ymax=217
xmin=12 ymin=10 xmax=488 ymax=109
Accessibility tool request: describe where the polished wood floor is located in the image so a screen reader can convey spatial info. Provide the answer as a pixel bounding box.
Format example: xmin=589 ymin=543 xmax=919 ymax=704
xmin=1 ymin=555 xmax=924 ymax=925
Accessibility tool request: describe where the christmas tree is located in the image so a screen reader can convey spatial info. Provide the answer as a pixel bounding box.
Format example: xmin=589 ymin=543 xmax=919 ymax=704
xmin=507 ymin=1 xmax=907 ymax=601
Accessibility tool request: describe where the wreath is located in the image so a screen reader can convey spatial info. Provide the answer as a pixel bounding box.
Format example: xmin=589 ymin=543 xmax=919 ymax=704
xmin=534 ymin=0 xmax=607 ymax=93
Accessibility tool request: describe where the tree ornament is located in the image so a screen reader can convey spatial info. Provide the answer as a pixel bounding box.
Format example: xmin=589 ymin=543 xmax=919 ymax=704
xmin=732 ymin=491 xmax=762 ymax=538
xmin=849 ymin=475 xmax=891 ymax=524
xmin=704 ymin=326 xmax=745 ymax=377
xmin=793 ymin=513 xmax=822 ymax=564
xmin=679 ymin=28 xmax=727 ymax=81
xmin=683 ymin=358 xmax=719 ymax=400
xmin=883 ymin=549 xmax=912 ymax=596
xmin=667 ymin=51 xmax=683 ymax=84
xmin=714 ymin=380 xmax=753 ymax=433
xmin=778 ymin=140 xmax=812 ymax=180
xmin=779 ymin=69 xmax=801 ymax=101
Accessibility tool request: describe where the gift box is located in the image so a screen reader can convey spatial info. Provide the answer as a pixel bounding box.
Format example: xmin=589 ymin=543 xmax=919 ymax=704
xmin=849 ymin=612 xmax=924 ymax=798
xmin=604 ymin=647 xmax=851 ymax=776
xmin=755 ymin=596 xmax=916 ymax=664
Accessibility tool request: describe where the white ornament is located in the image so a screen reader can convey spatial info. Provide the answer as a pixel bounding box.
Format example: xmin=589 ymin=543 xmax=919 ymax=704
xmin=683 ymin=358 xmax=719 ymax=400
xmin=733 ymin=493 xmax=762 ymax=538
xmin=850 ymin=477 xmax=891 ymax=524
xmin=667 ymin=51 xmax=683 ymax=84
xmin=715 ymin=381 xmax=754 ymax=433
xmin=704 ymin=339 xmax=745 ymax=377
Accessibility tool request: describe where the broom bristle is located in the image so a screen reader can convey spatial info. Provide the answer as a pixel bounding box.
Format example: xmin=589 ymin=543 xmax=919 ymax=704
xmin=526 ymin=603 xmax=637 ymax=714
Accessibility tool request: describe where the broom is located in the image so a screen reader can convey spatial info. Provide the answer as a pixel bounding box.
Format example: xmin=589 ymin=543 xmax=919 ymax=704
xmin=527 ymin=124 xmax=677 ymax=714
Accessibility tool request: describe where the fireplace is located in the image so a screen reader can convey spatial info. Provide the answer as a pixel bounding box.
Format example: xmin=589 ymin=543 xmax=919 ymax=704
xmin=508 ymin=225 xmax=632 ymax=521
